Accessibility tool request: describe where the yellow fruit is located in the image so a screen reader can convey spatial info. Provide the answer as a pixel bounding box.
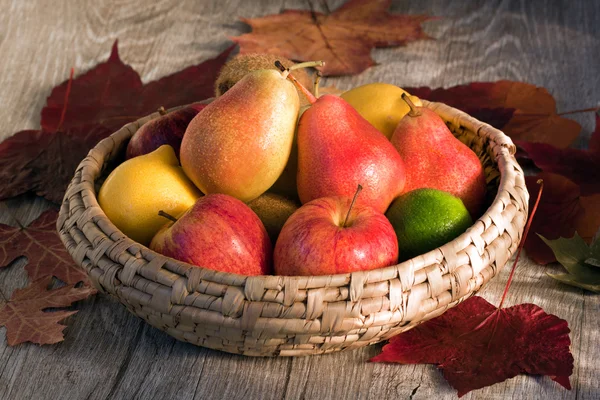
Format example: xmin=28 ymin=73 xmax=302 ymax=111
xmin=268 ymin=104 xmax=311 ymax=201
xmin=181 ymin=69 xmax=299 ymax=203
xmin=98 ymin=145 xmax=202 ymax=245
xmin=385 ymin=188 xmax=473 ymax=261
xmin=340 ymin=83 xmax=422 ymax=139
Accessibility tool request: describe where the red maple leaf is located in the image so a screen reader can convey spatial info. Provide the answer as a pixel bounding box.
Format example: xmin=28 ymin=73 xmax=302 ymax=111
xmin=406 ymin=81 xmax=581 ymax=148
xmin=371 ymin=297 xmax=573 ymax=397
xmin=524 ymin=173 xmax=600 ymax=264
xmin=518 ymin=112 xmax=600 ymax=196
xmin=0 ymin=277 xmax=96 ymax=345
xmin=231 ymin=0 xmax=436 ymax=76
xmin=371 ymin=182 xmax=574 ymax=397
xmin=0 ymin=41 xmax=233 ymax=204
xmin=0 ymin=209 xmax=89 ymax=284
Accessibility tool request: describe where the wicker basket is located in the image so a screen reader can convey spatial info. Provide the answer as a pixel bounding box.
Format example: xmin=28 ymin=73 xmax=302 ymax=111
xmin=57 ymin=100 xmax=528 ymax=356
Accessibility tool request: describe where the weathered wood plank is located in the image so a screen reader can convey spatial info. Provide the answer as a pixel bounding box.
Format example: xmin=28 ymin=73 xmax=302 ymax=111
xmin=0 ymin=0 xmax=598 ymax=399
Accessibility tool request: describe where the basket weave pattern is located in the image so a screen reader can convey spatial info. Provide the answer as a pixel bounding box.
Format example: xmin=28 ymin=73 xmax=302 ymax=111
xmin=57 ymin=100 xmax=528 ymax=356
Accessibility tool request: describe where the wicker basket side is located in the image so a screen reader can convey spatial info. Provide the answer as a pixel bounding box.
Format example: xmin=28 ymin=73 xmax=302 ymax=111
xmin=57 ymin=101 xmax=528 ymax=356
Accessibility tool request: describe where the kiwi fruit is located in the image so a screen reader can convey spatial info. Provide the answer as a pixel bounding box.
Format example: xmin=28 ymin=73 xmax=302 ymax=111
xmin=215 ymin=53 xmax=314 ymax=105
xmin=248 ymin=192 xmax=300 ymax=244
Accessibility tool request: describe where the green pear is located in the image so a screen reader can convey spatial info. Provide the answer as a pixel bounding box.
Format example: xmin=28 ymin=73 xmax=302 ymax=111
xmin=180 ymin=69 xmax=300 ymax=202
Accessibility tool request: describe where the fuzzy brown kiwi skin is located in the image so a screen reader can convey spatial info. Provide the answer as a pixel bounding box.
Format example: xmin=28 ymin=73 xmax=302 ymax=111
xmin=215 ymin=53 xmax=314 ymax=105
xmin=247 ymin=192 xmax=300 ymax=244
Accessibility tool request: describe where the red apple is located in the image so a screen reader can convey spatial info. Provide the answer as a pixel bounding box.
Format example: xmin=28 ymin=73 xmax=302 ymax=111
xmin=126 ymin=103 xmax=206 ymax=159
xmin=150 ymin=194 xmax=272 ymax=275
xmin=274 ymin=195 xmax=399 ymax=276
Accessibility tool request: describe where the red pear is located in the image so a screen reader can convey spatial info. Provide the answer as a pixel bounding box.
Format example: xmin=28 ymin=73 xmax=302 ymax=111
xmin=390 ymin=95 xmax=486 ymax=217
xmin=294 ymin=94 xmax=406 ymax=213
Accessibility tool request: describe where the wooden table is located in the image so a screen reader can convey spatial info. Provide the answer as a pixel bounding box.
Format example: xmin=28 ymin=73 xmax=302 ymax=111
xmin=1 ymin=1 xmax=598 ymax=399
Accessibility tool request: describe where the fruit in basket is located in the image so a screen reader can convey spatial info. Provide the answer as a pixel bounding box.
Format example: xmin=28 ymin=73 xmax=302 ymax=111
xmin=340 ymin=83 xmax=422 ymax=139
xmin=269 ymin=71 xmax=325 ymax=200
xmin=277 ymin=65 xmax=406 ymax=213
xmin=180 ymin=68 xmax=299 ymax=203
xmin=98 ymin=145 xmax=202 ymax=246
xmin=150 ymin=194 xmax=272 ymax=275
xmin=268 ymin=133 xmax=300 ymax=201
xmin=215 ymin=53 xmax=314 ymax=107
xmin=274 ymin=187 xmax=398 ymax=275
xmin=290 ymin=84 xmax=406 ymax=213
xmin=390 ymin=94 xmax=486 ymax=217
xmin=126 ymin=103 xmax=206 ymax=159
xmin=248 ymin=192 xmax=300 ymax=244
xmin=386 ymin=188 xmax=473 ymax=261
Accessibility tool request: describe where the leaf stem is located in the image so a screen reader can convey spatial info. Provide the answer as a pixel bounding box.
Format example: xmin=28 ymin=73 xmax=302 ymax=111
xmin=498 ymin=179 xmax=544 ymax=309
xmin=0 ymin=285 xmax=8 ymax=302
xmin=557 ymin=107 xmax=599 ymax=116
xmin=343 ymin=185 xmax=362 ymax=228
xmin=56 ymin=68 xmax=75 ymax=132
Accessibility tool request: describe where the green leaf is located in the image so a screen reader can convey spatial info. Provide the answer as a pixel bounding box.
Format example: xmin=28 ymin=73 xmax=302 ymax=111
xmin=547 ymin=273 xmax=600 ymax=293
xmin=540 ymin=231 xmax=600 ymax=293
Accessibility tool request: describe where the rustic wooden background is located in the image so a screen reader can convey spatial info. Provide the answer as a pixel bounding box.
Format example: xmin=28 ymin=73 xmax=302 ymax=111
xmin=0 ymin=0 xmax=598 ymax=399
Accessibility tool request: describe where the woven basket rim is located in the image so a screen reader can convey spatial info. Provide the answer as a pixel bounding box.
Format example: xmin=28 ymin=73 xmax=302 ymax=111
xmin=60 ymin=98 xmax=524 ymax=285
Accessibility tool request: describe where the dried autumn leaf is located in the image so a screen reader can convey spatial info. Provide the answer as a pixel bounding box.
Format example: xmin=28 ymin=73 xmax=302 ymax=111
xmin=517 ymin=112 xmax=600 ymax=196
xmin=0 ymin=276 xmax=96 ymax=345
xmin=0 ymin=41 xmax=233 ymax=204
xmin=232 ymin=0 xmax=435 ymax=76
xmin=524 ymin=173 xmax=600 ymax=264
xmin=371 ymin=296 xmax=573 ymax=397
xmin=540 ymin=232 xmax=600 ymax=293
xmin=0 ymin=209 xmax=88 ymax=284
xmin=406 ymin=81 xmax=581 ymax=148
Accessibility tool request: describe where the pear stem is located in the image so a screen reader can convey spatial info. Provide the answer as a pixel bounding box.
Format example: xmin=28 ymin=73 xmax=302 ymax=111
xmin=343 ymin=185 xmax=363 ymax=228
xmin=275 ymin=60 xmax=318 ymax=105
xmin=401 ymin=93 xmax=421 ymax=117
xmin=157 ymin=106 xmax=167 ymax=116
xmin=314 ymin=71 xmax=322 ymax=98
xmin=158 ymin=210 xmax=178 ymax=223
xmin=288 ymin=60 xmax=325 ymax=71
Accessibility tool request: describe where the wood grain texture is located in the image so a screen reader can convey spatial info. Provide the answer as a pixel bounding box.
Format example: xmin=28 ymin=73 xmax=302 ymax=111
xmin=0 ymin=0 xmax=598 ymax=399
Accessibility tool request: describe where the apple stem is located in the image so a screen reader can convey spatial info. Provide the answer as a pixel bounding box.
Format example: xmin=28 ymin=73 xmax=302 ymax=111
xmin=275 ymin=60 xmax=318 ymax=105
xmin=401 ymin=93 xmax=421 ymax=117
xmin=314 ymin=71 xmax=322 ymax=98
xmin=158 ymin=210 xmax=178 ymax=223
xmin=157 ymin=106 xmax=167 ymax=116
xmin=343 ymin=184 xmax=363 ymax=228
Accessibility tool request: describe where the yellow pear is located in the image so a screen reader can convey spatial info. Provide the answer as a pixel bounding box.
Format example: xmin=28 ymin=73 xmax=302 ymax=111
xmin=98 ymin=145 xmax=202 ymax=245
xmin=181 ymin=68 xmax=299 ymax=203
xmin=268 ymin=104 xmax=311 ymax=201
xmin=340 ymin=83 xmax=422 ymax=139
